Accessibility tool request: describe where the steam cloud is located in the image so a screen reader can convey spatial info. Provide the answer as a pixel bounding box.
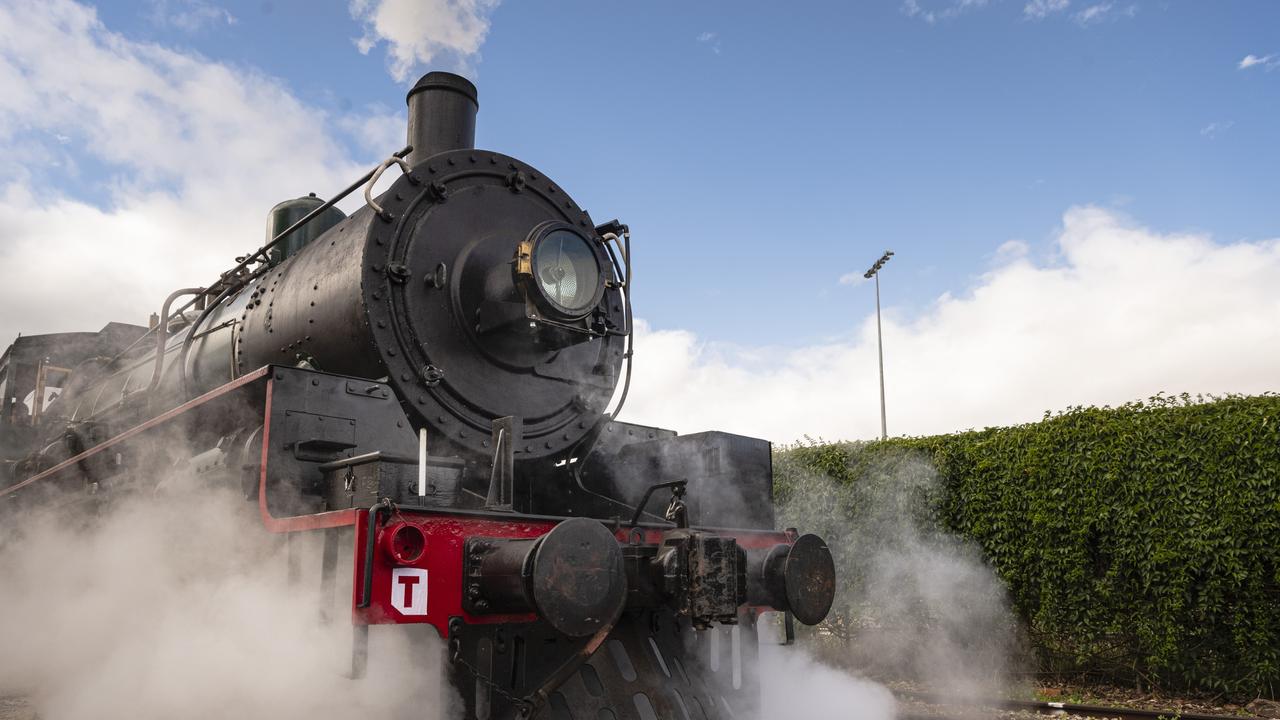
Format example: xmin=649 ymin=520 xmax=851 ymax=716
xmin=349 ymin=0 xmax=501 ymax=81
xmin=755 ymin=449 xmax=1025 ymax=718
xmin=758 ymin=645 xmax=898 ymax=720
xmin=0 ymin=482 xmax=454 ymax=720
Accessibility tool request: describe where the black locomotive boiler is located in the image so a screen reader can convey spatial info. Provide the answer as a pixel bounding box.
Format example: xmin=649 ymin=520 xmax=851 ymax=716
xmin=0 ymin=71 xmax=836 ymax=720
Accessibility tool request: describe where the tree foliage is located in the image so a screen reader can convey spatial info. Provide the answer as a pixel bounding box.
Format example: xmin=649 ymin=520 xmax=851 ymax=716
xmin=775 ymin=393 xmax=1280 ymax=696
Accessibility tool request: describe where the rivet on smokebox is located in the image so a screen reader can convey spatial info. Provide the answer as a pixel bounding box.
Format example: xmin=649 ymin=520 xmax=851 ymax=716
xmin=506 ymin=171 xmax=526 ymax=192
xmin=422 ymin=364 xmax=444 ymax=386
xmin=386 ymin=263 xmax=411 ymax=284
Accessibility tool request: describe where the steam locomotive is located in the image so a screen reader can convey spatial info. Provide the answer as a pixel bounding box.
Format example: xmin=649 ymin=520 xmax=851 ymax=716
xmin=0 ymin=71 xmax=835 ymax=720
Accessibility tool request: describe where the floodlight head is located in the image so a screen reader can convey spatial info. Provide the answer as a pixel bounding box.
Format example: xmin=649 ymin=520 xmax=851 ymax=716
xmin=863 ymin=250 xmax=896 ymax=279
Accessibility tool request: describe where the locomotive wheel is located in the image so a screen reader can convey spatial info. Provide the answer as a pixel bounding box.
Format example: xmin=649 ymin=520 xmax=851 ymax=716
xmin=452 ymin=610 xmax=762 ymax=720
xmin=541 ymin=612 xmax=760 ymax=720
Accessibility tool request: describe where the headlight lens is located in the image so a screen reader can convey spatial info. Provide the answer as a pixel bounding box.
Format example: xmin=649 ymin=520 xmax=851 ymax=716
xmin=532 ymin=229 xmax=601 ymax=315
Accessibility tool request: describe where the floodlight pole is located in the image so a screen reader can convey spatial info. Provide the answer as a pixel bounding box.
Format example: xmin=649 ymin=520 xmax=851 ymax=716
xmin=864 ymin=251 xmax=894 ymax=441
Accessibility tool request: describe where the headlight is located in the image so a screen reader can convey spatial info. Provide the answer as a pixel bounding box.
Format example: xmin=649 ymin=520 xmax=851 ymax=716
xmin=527 ymin=225 xmax=602 ymax=317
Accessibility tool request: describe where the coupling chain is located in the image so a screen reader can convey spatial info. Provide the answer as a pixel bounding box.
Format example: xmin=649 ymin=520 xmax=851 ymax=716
xmin=450 ymin=645 xmax=536 ymax=717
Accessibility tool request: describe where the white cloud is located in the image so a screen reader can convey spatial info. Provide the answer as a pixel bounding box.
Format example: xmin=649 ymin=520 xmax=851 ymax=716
xmin=902 ymin=0 xmax=990 ymax=24
xmin=348 ymin=0 xmax=500 ymax=82
xmin=696 ymin=31 xmax=722 ymax=54
xmin=838 ymin=271 xmax=869 ymax=287
xmin=335 ymin=104 xmax=409 ymax=158
xmin=1200 ymin=120 xmax=1234 ymax=139
xmin=0 ymin=0 xmax=378 ymax=344
xmin=1238 ymin=53 xmax=1279 ymax=71
xmin=146 ymin=0 xmax=235 ymax=31
xmin=993 ymin=239 xmax=1029 ymax=262
xmin=1073 ymin=2 xmax=1137 ymax=25
xmin=617 ymin=207 xmax=1280 ymax=444
xmin=1074 ymin=2 xmax=1112 ymax=23
xmin=1024 ymin=0 xmax=1070 ymax=20
xmin=908 ymin=0 xmax=1134 ymax=25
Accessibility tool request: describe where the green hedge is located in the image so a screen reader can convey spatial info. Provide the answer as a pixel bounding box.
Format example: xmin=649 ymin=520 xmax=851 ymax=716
xmin=774 ymin=393 xmax=1280 ymax=697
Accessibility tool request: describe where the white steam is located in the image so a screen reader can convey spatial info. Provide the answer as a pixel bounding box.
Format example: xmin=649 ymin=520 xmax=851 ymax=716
xmin=757 ymin=450 xmax=1025 ymax=718
xmin=839 ymin=454 xmax=1020 ymax=697
xmin=759 ymin=644 xmax=897 ymax=720
xmin=0 ymin=484 xmax=454 ymax=720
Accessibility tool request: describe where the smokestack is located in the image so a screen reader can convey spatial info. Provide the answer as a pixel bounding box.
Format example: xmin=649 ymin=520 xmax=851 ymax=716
xmin=405 ymin=72 xmax=478 ymax=166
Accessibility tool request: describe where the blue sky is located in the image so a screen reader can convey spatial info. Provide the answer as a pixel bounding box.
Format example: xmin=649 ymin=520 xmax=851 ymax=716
xmin=84 ymin=0 xmax=1280 ymax=345
xmin=2 ymin=0 xmax=1278 ymax=441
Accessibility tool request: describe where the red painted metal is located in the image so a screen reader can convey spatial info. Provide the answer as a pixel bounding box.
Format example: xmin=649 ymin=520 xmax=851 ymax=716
xmin=381 ymin=522 xmax=427 ymax=564
xmin=352 ymin=510 xmax=553 ymax=636
xmin=349 ymin=507 xmax=794 ymax=637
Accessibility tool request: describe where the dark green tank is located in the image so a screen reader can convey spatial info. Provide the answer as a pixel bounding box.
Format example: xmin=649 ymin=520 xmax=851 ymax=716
xmin=264 ymin=193 xmax=347 ymax=265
